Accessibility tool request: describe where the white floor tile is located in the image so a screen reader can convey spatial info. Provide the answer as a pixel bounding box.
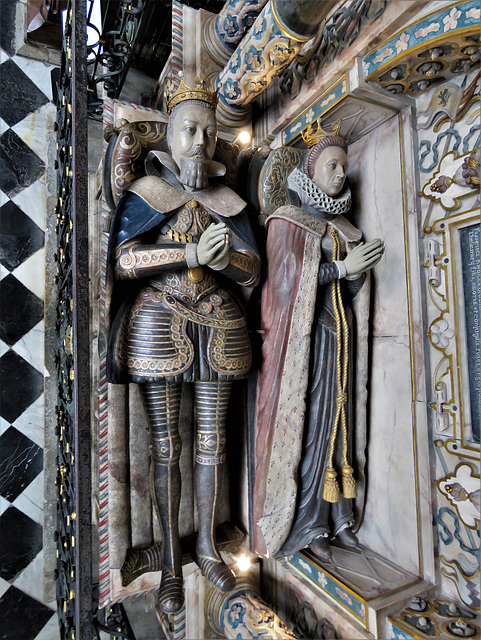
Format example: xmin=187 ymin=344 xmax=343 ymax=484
xmin=0 ymin=116 xmax=8 ymax=135
xmin=35 ymin=612 xmax=61 ymax=640
xmin=13 ymin=394 xmax=45 ymax=448
xmin=0 ymin=338 xmax=9 ymax=357
xmin=12 ymin=323 xmax=44 ymax=373
xmin=12 ymin=549 xmax=47 ymax=602
xmin=12 ymin=55 xmax=54 ymax=101
xmin=13 ymin=471 xmax=44 ymax=525
xmin=0 ymin=576 xmax=10 ymax=598
xmin=12 ymin=103 xmax=56 ymax=163
xmin=11 ymin=246 xmax=46 ymax=301
xmin=0 ymin=495 xmax=10 ymax=517
xmin=11 ymin=176 xmax=47 ymax=230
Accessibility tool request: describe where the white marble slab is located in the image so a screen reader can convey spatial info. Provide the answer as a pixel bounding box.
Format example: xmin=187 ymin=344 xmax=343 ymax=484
xmin=0 ymin=189 xmax=8 ymax=207
xmin=357 ymin=337 xmax=419 ymax=576
xmin=13 ymin=394 xmax=45 ymax=448
xmin=12 ymin=54 xmax=54 ymax=100
xmin=13 ymin=471 xmax=44 ymax=525
xmin=348 ymin=114 xmax=409 ymax=338
xmin=12 ymin=321 xmax=44 ymax=373
xmin=12 ymin=103 xmax=55 ymax=163
xmin=0 ymin=48 xmax=9 ymax=64
xmin=12 ymin=175 xmax=47 ymax=230
xmin=12 ymin=246 xmax=45 ymax=300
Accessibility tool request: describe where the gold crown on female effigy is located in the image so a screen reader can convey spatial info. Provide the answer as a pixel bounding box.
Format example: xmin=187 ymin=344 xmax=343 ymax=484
xmin=165 ymin=75 xmax=218 ymax=113
xmin=301 ymin=118 xmax=343 ymax=148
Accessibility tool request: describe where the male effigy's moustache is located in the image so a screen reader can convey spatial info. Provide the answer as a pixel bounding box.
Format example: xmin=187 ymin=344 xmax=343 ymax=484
xmin=185 ymin=145 xmax=206 ymax=158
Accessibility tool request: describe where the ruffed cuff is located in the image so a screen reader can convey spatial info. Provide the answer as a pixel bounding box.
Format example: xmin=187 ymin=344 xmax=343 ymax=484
xmin=186 ymin=243 xmax=199 ymax=268
xmin=335 ymin=260 xmax=347 ymax=279
xmin=209 ymin=254 xmax=230 ymax=271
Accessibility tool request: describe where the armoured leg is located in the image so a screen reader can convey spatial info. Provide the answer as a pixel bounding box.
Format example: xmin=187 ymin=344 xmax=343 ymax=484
xmin=194 ymin=380 xmax=236 ymax=592
xmin=141 ymin=381 xmax=183 ymax=613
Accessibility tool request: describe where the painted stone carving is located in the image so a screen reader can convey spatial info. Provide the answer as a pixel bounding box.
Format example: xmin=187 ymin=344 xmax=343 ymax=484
xmin=253 ymin=120 xmax=384 ymax=561
xmin=106 ymin=78 xmax=260 ymax=612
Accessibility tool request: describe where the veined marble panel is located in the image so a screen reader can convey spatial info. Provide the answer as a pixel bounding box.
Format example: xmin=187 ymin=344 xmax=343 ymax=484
xmin=357 ymin=337 xmax=419 ymax=576
xmin=348 ymin=113 xmax=409 ymax=339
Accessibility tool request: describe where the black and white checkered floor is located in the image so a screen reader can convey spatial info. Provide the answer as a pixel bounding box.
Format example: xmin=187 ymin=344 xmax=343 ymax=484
xmin=0 ymin=3 xmax=60 ymax=637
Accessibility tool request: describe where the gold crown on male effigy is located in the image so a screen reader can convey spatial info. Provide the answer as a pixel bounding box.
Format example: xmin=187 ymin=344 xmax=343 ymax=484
xmin=301 ymin=118 xmax=344 ymax=148
xmin=165 ymin=74 xmax=218 ymax=114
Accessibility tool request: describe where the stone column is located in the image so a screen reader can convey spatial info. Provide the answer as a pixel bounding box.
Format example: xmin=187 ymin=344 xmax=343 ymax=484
xmin=206 ymin=577 xmax=299 ymax=639
xmin=203 ymin=0 xmax=269 ymax=67
xmin=215 ymin=0 xmax=337 ymax=127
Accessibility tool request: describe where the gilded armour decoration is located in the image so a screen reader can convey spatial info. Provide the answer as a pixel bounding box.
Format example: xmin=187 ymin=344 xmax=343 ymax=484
xmin=116 ymin=243 xmax=186 ymax=278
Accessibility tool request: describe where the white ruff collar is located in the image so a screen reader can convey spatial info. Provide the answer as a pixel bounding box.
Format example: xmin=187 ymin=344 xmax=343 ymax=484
xmin=287 ymin=167 xmax=352 ymax=216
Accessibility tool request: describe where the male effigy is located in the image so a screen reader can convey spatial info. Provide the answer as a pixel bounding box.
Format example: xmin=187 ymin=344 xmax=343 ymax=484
xmin=106 ymin=78 xmax=260 ymax=612
xmin=254 ymin=121 xmax=384 ymax=561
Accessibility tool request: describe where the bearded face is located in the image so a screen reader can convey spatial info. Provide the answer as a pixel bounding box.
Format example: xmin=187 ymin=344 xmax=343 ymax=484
xmin=168 ymin=102 xmax=217 ymax=189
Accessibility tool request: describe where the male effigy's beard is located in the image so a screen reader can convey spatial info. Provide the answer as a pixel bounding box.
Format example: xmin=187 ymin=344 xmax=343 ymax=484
xmin=179 ymin=146 xmax=210 ymax=189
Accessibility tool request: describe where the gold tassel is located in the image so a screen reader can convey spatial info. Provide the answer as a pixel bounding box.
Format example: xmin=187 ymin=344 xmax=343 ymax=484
xmin=342 ymin=464 xmax=357 ymax=499
xmin=323 ymin=467 xmax=341 ymax=503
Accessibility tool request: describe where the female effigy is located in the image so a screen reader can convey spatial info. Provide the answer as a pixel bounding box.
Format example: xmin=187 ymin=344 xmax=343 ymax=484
xmin=254 ymin=120 xmax=384 ymax=561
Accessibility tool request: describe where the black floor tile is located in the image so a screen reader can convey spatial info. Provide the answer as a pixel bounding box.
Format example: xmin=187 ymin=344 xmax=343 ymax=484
xmin=0 ymin=274 xmax=44 ymax=346
xmin=0 ymin=351 xmax=44 ymax=424
xmin=0 ymin=200 xmax=45 ymax=271
xmin=0 ymin=129 xmax=45 ymax=198
xmin=0 ymin=426 xmax=43 ymax=502
xmin=0 ymin=1 xmax=17 ymax=56
xmin=0 ymin=506 xmax=43 ymax=581
xmin=0 ymin=585 xmax=54 ymax=640
xmin=0 ymin=59 xmax=49 ymax=127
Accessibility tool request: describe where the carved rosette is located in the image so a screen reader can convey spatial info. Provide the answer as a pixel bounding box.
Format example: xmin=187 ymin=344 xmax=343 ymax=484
xmin=206 ymin=578 xmax=299 ymax=639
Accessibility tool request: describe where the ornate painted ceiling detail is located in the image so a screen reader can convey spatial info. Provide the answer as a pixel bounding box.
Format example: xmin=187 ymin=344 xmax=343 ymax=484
xmin=363 ymin=0 xmax=481 ymax=95
xmin=282 ymin=76 xmax=348 ymax=144
xmin=280 ymin=0 xmax=387 ymax=100
xmin=203 ymin=0 xmax=269 ymax=66
xmin=215 ymin=0 xmax=333 ymax=126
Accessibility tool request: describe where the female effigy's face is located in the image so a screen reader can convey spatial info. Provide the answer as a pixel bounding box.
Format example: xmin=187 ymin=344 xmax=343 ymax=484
xmin=313 ymin=146 xmax=348 ymax=197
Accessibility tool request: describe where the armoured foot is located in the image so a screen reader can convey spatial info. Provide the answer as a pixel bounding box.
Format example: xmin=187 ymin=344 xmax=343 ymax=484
xmin=121 ymin=544 xmax=163 ymax=587
xmin=309 ymin=536 xmax=332 ymax=561
xmin=336 ymin=528 xmax=359 ymax=549
xmin=196 ymin=554 xmax=236 ymax=592
xmin=158 ymin=569 xmax=184 ymax=613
